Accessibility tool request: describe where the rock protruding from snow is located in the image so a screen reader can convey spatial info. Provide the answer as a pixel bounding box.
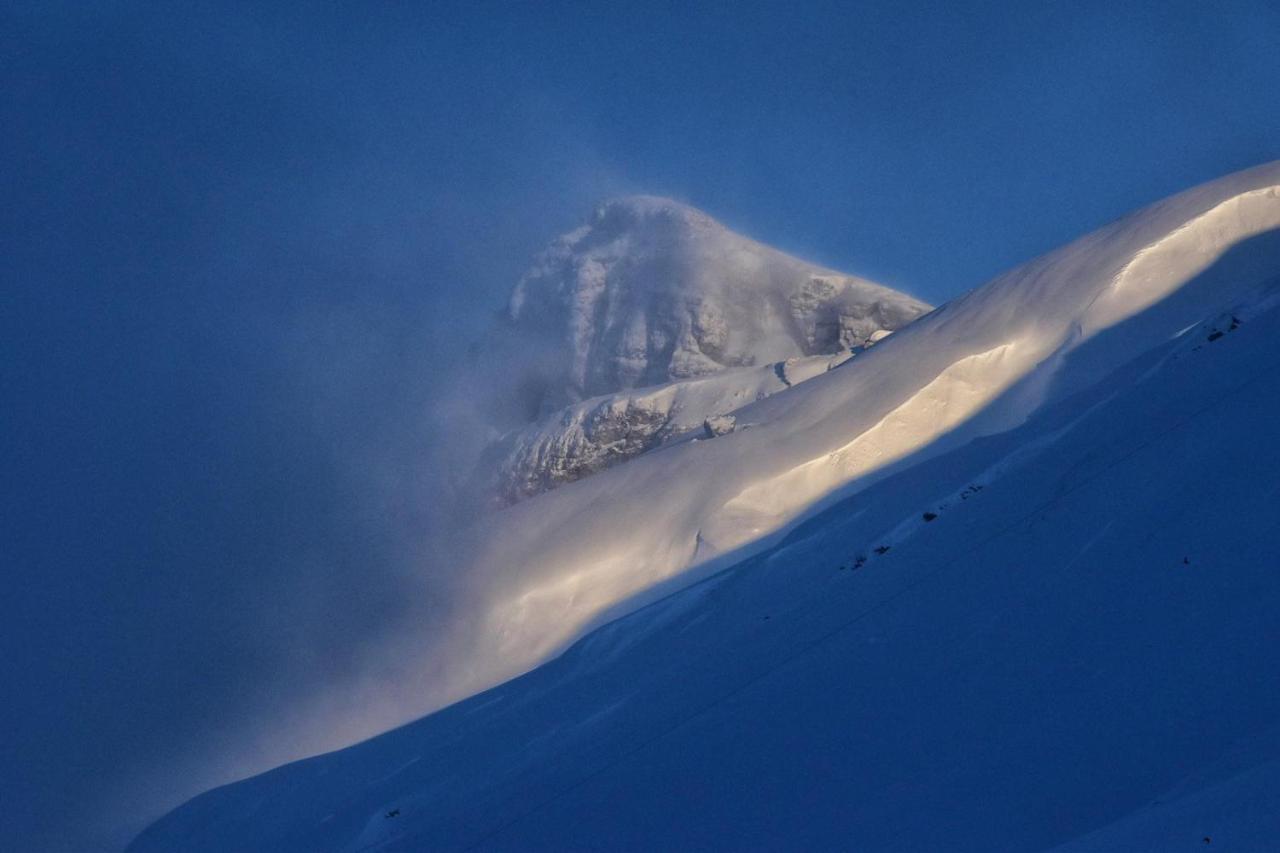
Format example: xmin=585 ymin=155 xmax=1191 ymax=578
xmin=702 ymin=414 xmax=736 ymax=438
xmin=131 ymin=162 xmax=1280 ymax=853
xmin=489 ymin=351 xmax=856 ymax=504
xmin=487 ymin=390 xmax=677 ymax=505
xmin=504 ymin=195 xmax=930 ymax=413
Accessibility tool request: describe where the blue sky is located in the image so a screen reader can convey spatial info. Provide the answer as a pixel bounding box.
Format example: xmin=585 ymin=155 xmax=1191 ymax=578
xmin=3 ymin=1 xmax=1278 ymax=849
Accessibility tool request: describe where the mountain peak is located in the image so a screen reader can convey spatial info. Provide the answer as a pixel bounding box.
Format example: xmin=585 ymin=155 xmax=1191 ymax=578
xmin=505 ymin=196 xmax=930 ymax=409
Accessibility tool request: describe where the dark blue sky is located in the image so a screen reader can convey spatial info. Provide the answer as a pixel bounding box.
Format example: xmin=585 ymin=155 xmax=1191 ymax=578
xmin=4 ymin=1 xmax=1278 ymax=850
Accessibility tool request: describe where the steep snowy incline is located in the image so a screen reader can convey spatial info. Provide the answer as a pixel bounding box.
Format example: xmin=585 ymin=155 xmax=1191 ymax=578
xmin=133 ymin=171 xmax=1280 ymax=850
xmin=486 ymin=349 xmax=857 ymax=504
xmin=441 ymin=162 xmax=1280 ymax=704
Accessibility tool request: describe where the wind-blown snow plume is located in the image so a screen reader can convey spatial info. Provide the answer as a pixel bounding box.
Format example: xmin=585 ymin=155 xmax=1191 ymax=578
xmin=132 ymin=160 xmax=1280 ymax=853
xmin=113 ymin=191 xmax=927 ymax=824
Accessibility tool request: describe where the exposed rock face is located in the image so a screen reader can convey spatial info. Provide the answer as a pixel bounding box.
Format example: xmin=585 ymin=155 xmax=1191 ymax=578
xmin=488 ymin=394 xmax=676 ymax=505
xmin=486 ymin=196 xmax=931 ymax=503
xmin=488 ymin=352 xmax=861 ymax=505
xmin=788 ymin=276 xmax=918 ymax=353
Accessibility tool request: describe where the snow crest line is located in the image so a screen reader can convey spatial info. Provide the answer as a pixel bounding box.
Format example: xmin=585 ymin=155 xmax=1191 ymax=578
xmin=1090 ymin=185 xmax=1280 ymax=334
xmin=455 ymin=345 xmax=1280 ymax=853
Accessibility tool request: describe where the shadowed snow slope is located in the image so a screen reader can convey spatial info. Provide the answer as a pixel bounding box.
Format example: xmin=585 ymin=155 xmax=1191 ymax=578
xmin=134 ymin=162 xmax=1280 ymax=852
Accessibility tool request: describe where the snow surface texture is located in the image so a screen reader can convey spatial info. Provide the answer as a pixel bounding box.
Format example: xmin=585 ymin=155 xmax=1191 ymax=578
xmin=484 ymin=196 xmax=929 ymax=502
xmin=134 ymin=162 xmax=1280 ymax=851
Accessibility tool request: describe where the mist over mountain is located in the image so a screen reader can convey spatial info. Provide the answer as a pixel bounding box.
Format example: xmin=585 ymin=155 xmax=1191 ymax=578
xmin=475 ymin=196 xmax=929 ymax=503
xmin=134 ymin=162 xmax=1280 ymax=853
xmin=9 ymin=5 xmax=1280 ymax=852
xmin=503 ymin=195 xmax=927 ymax=410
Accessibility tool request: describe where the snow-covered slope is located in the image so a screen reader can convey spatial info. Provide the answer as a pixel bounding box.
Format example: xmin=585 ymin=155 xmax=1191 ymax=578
xmin=487 ymin=349 xmax=857 ymax=504
xmin=132 ymin=162 xmax=1280 ymax=852
xmin=447 ymin=163 xmax=1280 ymax=698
